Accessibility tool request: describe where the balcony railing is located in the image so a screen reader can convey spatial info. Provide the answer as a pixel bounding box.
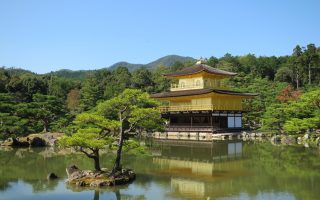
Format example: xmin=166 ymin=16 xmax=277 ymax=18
xmin=159 ymin=104 xmax=243 ymax=112
xmin=170 ymin=83 xmax=204 ymax=91
xmin=170 ymin=83 xmax=226 ymax=91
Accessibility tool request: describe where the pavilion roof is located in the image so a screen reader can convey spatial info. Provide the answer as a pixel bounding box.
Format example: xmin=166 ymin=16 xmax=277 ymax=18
xmin=164 ymin=63 xmax=237 ymax=77
xmin=150 ymin=88 xmax=258 ymax=98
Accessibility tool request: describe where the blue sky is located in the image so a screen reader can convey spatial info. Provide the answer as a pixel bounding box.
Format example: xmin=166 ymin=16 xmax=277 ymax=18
xmin=0 ymin=0 xmax=319 ymax=74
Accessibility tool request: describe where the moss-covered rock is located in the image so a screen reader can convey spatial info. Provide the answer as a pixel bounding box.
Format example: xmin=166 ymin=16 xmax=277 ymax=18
xmin=65 ymin=165 xmax=136 ymax=187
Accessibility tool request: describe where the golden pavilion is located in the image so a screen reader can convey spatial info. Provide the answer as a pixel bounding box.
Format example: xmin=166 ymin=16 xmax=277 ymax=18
xmin=150 ymin=60 xmax=257 ymax=135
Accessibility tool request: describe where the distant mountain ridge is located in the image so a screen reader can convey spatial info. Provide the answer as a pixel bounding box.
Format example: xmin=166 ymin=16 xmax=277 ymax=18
xmin=108 ymin=55 xmax=195 ymax=71
xmin=48 ymin=55 xmax=195 ymax=79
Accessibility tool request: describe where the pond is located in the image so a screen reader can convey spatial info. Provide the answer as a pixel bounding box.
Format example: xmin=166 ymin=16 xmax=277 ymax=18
xmin=0 ymin=139 xmax=320 ymax=200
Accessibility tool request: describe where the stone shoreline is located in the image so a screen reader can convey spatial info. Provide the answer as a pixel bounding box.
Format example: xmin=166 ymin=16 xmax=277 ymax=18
xmin=0 ymin=132 xmax=64 ymax=147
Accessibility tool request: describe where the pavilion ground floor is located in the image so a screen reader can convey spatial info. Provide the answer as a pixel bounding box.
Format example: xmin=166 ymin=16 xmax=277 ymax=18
xmin=161 ymin=110 xmax=244 ymax=135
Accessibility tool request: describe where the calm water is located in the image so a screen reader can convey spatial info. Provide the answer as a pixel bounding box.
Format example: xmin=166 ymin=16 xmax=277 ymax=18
xmin=0 ymin=139 xmax=319 ymax=200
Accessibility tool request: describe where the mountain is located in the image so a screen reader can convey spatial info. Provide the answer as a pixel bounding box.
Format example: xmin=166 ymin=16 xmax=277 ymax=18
xmin=108 ymin=55 xmax=195 ymax=72
xmin=145 ymin=55 xmax=195 ymax=70
xmin=46 ymin=55 xmax=195 ymax=79
xmin=108 ymin=62 xmax=144 ymax=72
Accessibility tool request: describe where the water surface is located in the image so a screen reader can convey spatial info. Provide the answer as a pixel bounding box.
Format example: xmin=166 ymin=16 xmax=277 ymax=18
xmin=0 ymin=139 xmax=319 ymax=200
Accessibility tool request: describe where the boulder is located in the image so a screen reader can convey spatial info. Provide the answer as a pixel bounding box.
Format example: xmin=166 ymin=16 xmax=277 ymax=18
xmin=315 ymin=137 xmax=320 ymax=146
xmin=66 ymin=165 xmax=80 ymax=178
xmin=270 ymin=135 xmax=281 ymax=145
xmin=281 ymin=135 xmax=296 ymax=145
xmin=241 ymin=131 xmax=247 ymax=137
xmin=1 ymin=138 xmax=29 ymax=147
xmin=29 ymin=137 xmax=46 ymax=147
xmin=255 ymin=132 xmax=265 ymax=137
xmin=303 ymin=134 xmax=309 ymax=140
xmin=47 ymin=173 xmax=58 ymax=180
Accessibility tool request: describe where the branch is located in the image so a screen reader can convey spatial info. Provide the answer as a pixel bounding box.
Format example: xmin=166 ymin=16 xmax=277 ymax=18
xmin=124 ymin=113 xmax=151 ymax=134
xmin=120 ymin=106 xmax=128 ymax=113
xmin=124 ymin=121 xmax=138 ymax=134
xmin=79 ymin=147 xmax=95 ymax=158
xmin=97 ymin=129 xmax=111 ymax=140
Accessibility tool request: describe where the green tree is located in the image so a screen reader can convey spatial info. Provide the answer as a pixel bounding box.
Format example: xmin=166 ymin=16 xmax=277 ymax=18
xmin=151 ymin=65 xmax=171 ymax=93
xmin=66 ymin=88 xmax=81 ymax=113
xmin=262 ymin=89 xmax=320 ymax=134
xmin=275 ymin=66 xmax=294 ymax=83
xmin=96 ymin=89 xmax=163 ymax=173
xmin=0 ymin=68 xmax=10 ymax=93
xmin=290 ymin=45 xmax=304 ymax=89
xmin=0 ymin=93 xmax=29 ymax=138
xmin=104 ymin=66 xmax=131 ymax=99
xmin=131 ymin=67 xmax=154 ymax=92
xmin=28 ymin=94 xmax=65 ymax=132
xmin=303 ymin=43 xmax=319 ymax=85
xmin=47 ymin=75 xmax=79 ymax=99
xmin=262 ymin=103 xmax=289 ymax=133
xmin=79 ymin=73 xmax=104 ymax=111
xmin=59 ymin=113 xmax=119 ymax=171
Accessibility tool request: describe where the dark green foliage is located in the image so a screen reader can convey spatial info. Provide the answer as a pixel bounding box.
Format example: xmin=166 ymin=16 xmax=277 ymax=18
xmin=131 ymin=67 xmax=154 ymax=92
xmin=79 ymin=73 xmax=105 ymax=111
xmin=262 ymin=89 xmax=320 ymax=134
xmin=103 ymin=67 xmax=131 ymax=100
xmin=47 ymin=76 xmax=80 ymax=99
xmin=0 ymin=43 xmax=320 ymax=138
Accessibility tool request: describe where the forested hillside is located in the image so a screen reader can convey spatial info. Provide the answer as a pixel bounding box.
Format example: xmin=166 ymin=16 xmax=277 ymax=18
xmin=0 ymin=44 xmax=319 ymax=139
xmin=47 ymin=55 xmax=195 ymax=80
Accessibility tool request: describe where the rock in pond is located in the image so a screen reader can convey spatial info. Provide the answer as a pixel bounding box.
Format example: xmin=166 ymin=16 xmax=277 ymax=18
xmin=65 ymin=165 xmax=136 ymax=187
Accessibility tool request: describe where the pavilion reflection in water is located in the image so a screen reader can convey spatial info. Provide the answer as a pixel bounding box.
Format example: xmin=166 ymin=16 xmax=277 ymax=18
xmin=148 ymin=139 xmax=245 ymax=199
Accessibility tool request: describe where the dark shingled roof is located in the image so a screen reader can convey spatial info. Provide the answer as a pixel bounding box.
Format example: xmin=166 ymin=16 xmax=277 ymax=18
xmin=150 ymin=89 xmax=258 ymax=98
xmin=164 ymin=63 xmax=237 ymax=77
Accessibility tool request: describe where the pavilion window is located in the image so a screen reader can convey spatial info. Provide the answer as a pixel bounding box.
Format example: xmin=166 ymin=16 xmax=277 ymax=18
xmin=195 ymin=80 xmax=201 ymax=87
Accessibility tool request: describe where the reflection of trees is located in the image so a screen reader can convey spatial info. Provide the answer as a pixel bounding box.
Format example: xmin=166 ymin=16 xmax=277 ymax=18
xmin=197 ymin=142 xmax=320 ymax=200
xmin=240 ymin=142 xmax=320 ymax=200
xmin=147 ymin=140 xmax=320 ymax=200
xmin=25 ymin=179 xmax=59 ymax=193
xmin=0 ymin=181 xmax=10 ymax=191
xmin=0 ymin=147 xmax=110 ymax=193
xmin=93 ymin=190 xmax=99 ymax=200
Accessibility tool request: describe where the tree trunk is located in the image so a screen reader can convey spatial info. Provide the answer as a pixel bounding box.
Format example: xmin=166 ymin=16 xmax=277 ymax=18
xmin=308 ymin=63 xmax=311 ymax=85
xmin=43 ymin=124 xmax=49 ymax=132
xmin=93 ymin=149 xmax=101 ymax=171
xmin=112 ymin=126 xmax=124 ymax=173
xmin=296 ymin=72 xmax=299 ymax=89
